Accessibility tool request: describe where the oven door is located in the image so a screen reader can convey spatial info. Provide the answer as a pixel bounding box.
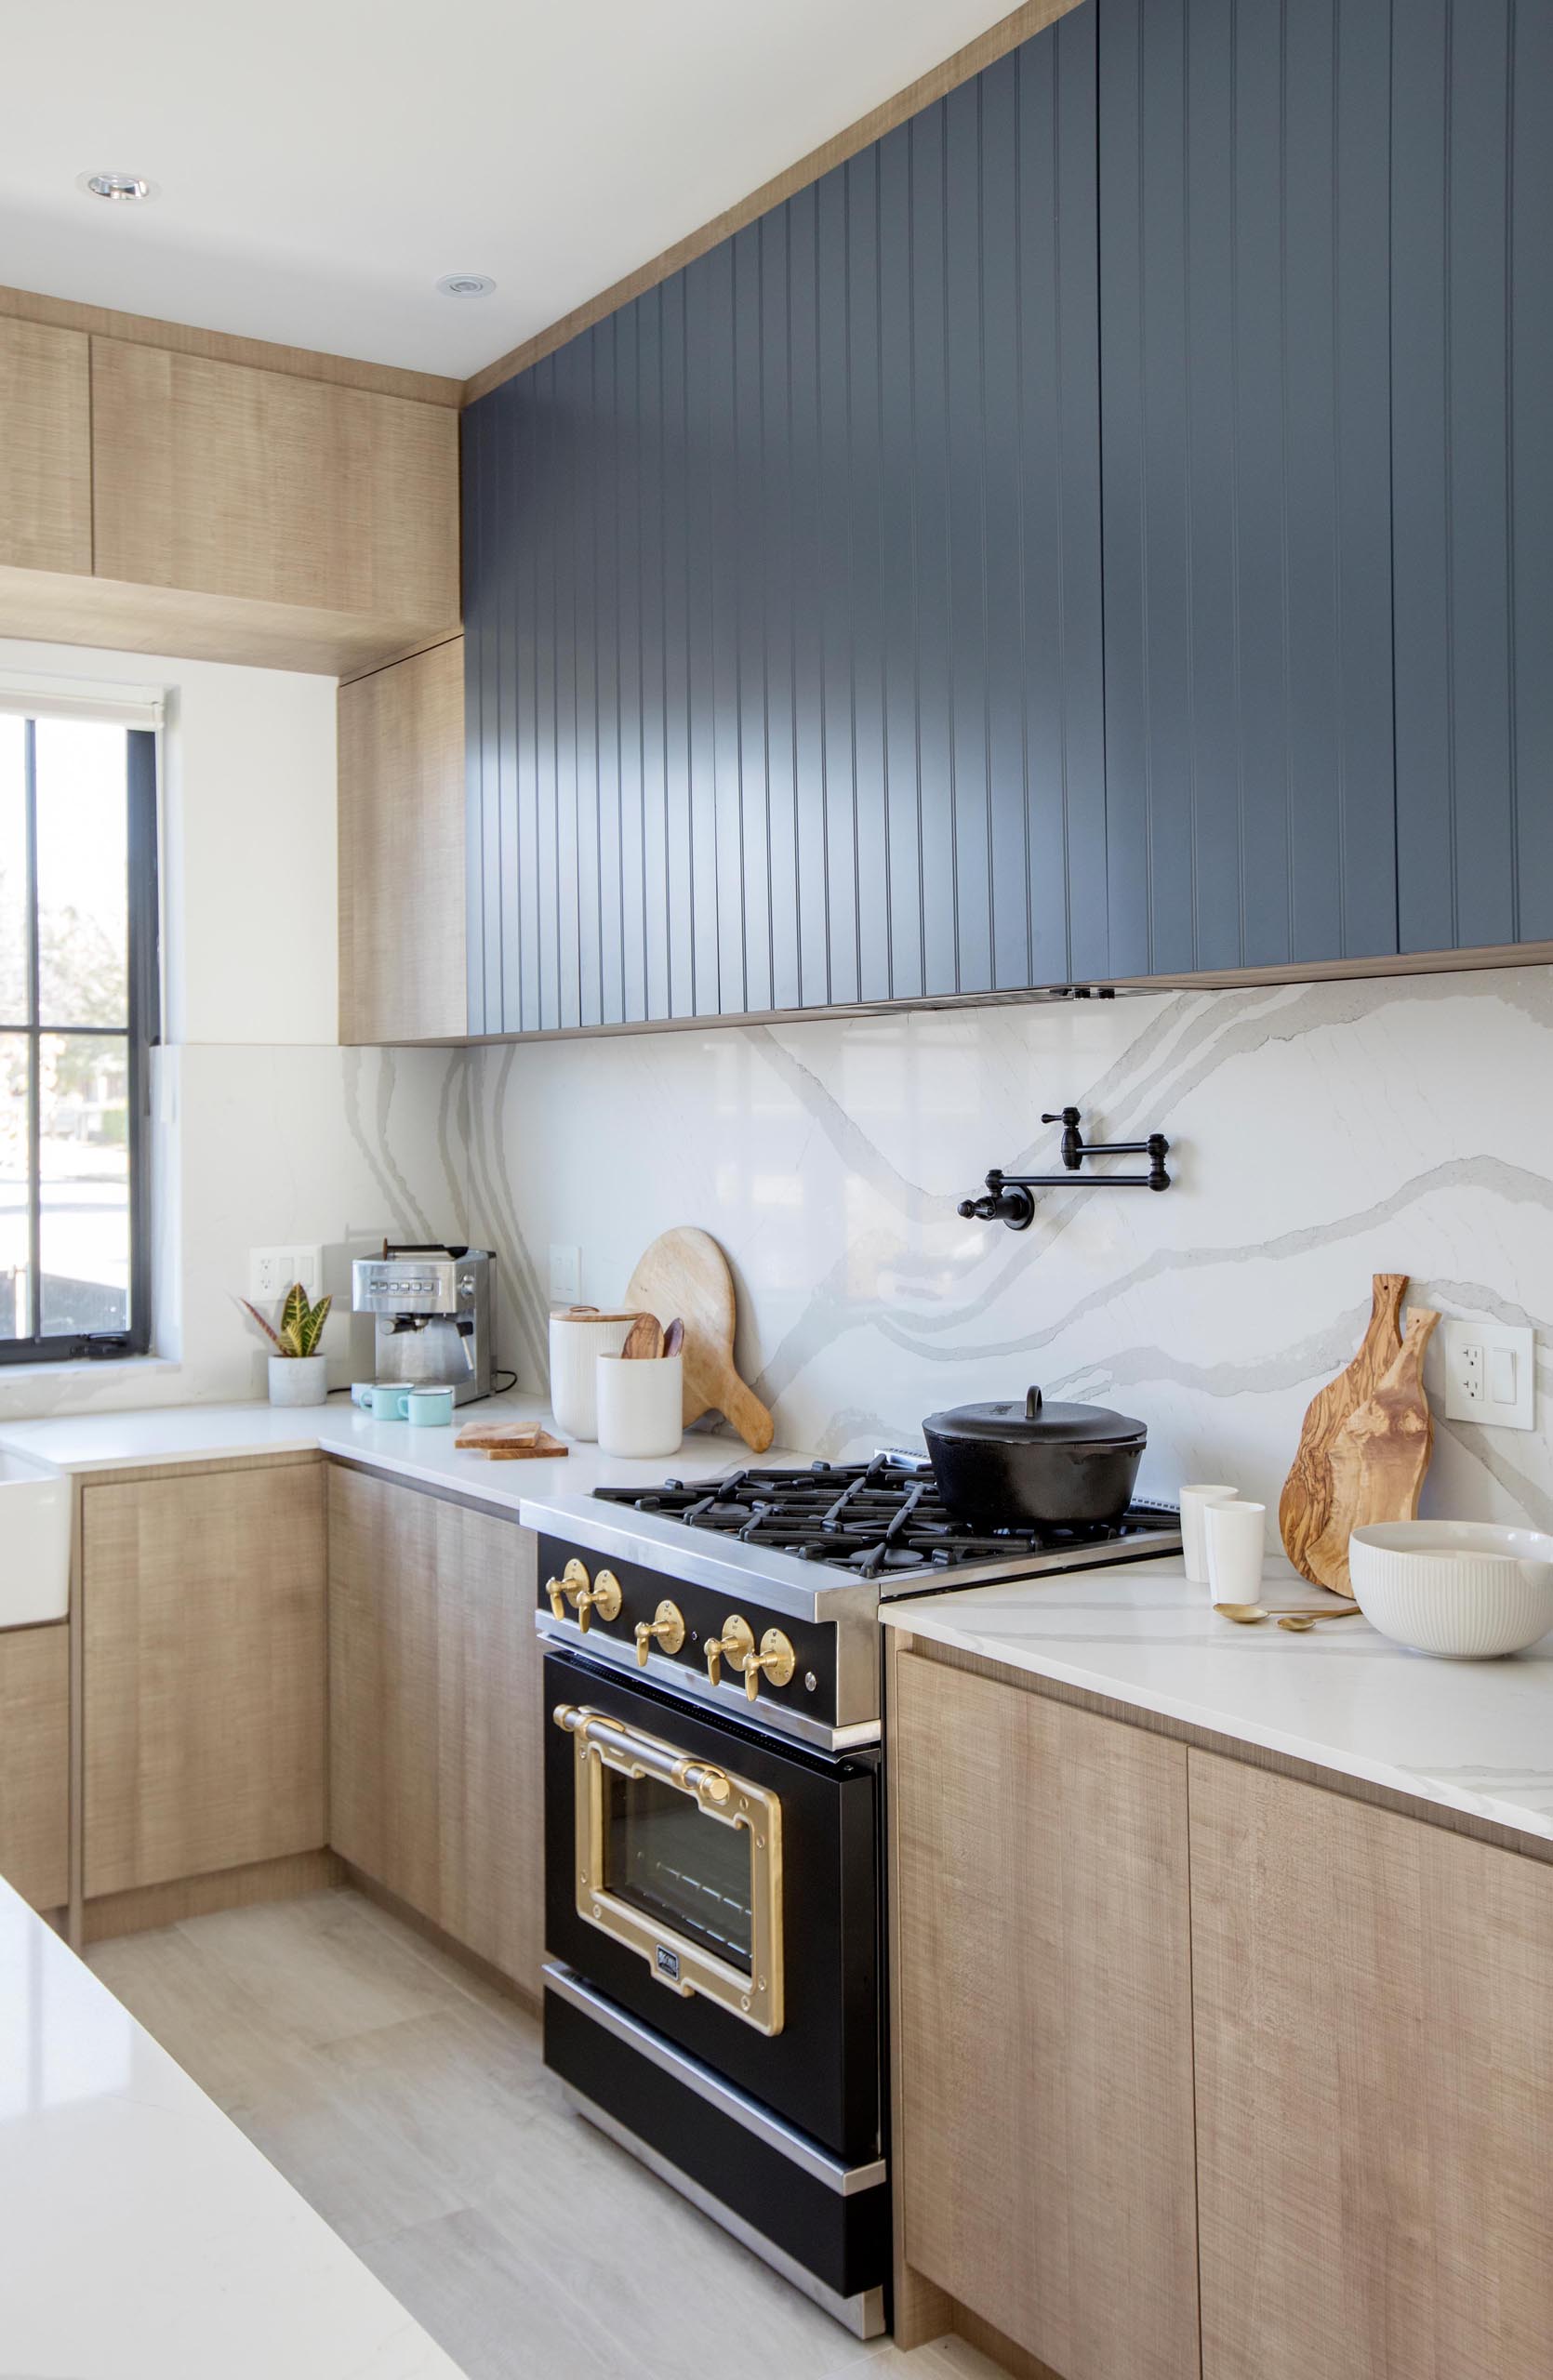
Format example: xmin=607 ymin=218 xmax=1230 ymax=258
xmin=543 ymin=1647 xmax=880 ymax=2162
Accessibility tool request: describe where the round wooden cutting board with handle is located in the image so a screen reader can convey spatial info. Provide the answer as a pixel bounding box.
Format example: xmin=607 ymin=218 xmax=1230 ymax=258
xmin=1279 ymin=1272 xmax=1411 ymax=1594
xmin=623 ymin=1227 xmax=775 ymax=1453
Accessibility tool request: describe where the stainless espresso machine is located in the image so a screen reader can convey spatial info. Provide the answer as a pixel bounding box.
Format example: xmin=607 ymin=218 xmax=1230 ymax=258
xmin=351 ymin=1246 xmax=495 ymax=1405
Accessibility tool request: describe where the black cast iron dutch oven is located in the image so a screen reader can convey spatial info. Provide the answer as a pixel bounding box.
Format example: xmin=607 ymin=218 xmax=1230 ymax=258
xmin=923 ymin=1386 xmax=1148 ymax=1529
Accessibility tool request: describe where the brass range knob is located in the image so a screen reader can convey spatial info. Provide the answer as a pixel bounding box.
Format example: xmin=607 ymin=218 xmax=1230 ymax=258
xmin=743 ymin=1628 xmax=796 ymax=1702
xmin=572 ymin=1567 xmax=623 ymax=1633
xmin=704 ymin=1613 xmax=755 ymax=1688
xmin=634 ymin=1599 xmax=686 ymax=1666
xmin=545 ymin=1557 xmax=590 ymax=1620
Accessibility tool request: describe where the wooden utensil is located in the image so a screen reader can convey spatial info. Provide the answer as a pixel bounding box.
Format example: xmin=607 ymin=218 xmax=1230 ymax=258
xmin=1280 ymin=1274 xmax=1407 ymax=1586
xmin=621 ymin=1314 xmax=665 ymax=1361
xmin=622 ymin=1227 xmax=775 ymax=1452
xmin=663 ymin=1317 xmax=684 ymax=1357
xmin=1304 ymin=1307 xmax=1441 ymax=1596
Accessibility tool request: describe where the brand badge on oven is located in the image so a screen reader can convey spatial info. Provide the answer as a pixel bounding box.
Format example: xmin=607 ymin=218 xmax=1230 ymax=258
xmin=655 ymin=1946 xmax=681 ymax=1983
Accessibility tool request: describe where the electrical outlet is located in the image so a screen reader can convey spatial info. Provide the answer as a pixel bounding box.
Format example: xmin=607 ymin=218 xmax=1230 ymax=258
xmin=549 ymin=1244 xmax=582 ymax=1304
xmin=248 ymin=1245 xmax=323 ymax=1302
xmin=1442 ymin=1316 xmax=1535 ymax=1431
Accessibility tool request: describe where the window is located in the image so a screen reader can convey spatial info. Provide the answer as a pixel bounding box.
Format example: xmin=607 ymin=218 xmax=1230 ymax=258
xmin=0 ymin=714 xmax=159 ymax=1361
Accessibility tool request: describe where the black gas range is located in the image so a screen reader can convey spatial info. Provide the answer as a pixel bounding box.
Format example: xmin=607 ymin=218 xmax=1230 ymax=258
xmin=523 ymin=1455 xmax=1180 ymax=2341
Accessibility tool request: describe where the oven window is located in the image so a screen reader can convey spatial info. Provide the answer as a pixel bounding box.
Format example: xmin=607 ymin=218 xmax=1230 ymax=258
xmin=603 ymin=1770 xmax=754 ymax=1975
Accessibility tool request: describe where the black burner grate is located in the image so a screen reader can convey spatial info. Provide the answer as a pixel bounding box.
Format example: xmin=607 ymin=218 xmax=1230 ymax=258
xmin=593 ymin=1456 xmax=1178 ymax=1580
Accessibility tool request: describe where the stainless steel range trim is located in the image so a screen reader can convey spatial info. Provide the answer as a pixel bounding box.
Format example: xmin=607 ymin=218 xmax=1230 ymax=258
xmin=561 ymin=2087 xmax=887 ymax=2341
xmin=535 ymin=1608 xmax=883 ymax=1752
xmin=544 ymin=1964 xmax=886 ymax=2194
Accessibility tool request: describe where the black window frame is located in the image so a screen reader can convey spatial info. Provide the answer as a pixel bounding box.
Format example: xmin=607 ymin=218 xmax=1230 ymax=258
xmin=1 ymin=719 xmax=160 ymax=1364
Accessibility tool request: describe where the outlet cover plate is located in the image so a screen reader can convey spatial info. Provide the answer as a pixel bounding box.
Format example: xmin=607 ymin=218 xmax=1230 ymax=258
xmin=1441 ymin=1316 xmax=1535 ymax=1431
xmin=248 ymin=1245 xmax=324 ymax=1303
xmin=549 ymin=1244 xmax=581 ymax=1303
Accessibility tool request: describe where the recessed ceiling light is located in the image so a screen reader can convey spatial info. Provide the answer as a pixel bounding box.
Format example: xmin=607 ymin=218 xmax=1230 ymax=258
xmin=77 ymin=171 xmax=159 ymax=203
xmin=436 ymin=272 xmax=497 ymax=299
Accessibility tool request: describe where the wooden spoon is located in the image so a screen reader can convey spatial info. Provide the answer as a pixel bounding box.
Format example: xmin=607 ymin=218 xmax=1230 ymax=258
xmin=663 ymin=1317 xmax=684 ymax=1357
xmin=622 ymin=1313 xmax=665 ymax=1360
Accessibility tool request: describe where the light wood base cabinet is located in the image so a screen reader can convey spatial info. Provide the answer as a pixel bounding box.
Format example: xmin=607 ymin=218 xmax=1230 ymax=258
xmin=327 ymin=1467 xmax=543 ymax=1996
xmin=889 ymin=1636 xmax=1200 ymax=2380
xmin=1192 ymin=1750 xmax=1553 ymax=2380
xmin=82 ymin=1461 xmax=326 ymax=1898
xmin=0 ymin=1624 xmax=69 ymax=1911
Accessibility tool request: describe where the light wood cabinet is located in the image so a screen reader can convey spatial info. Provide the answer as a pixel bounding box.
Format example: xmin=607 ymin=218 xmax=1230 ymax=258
xmin=0 ymin=1624 xmax=69 ymax=1911
xmin=0 ymin=319 xmax=91 ymax=574
xmin=1191 ymin=1749 xmax=1553 ymax=2380
xmin=81 ymin=1461 xmax=327 ymax=1898
xmin=890 ymin=1640 xmax=1200 ymax=2380
xmin=327 ymin=1466 xmax=543 ymax=1995
xmin=338 ymin=637 xmax=466 ymax=1043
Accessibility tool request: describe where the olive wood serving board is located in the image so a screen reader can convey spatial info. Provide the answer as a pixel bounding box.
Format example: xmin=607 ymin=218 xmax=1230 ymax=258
xmin=1302 ymin=1307 xmax=1440 ymax=1596
xmin=1280 ymin=1274 xmax=1407 ymax=1588
xmin=622 ymin=1226 xmax=775 ymax=1453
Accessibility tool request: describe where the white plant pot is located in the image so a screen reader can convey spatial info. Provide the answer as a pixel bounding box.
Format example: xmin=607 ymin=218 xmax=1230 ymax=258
xmin=268 ymin=1353 xmax=328 ymax=1408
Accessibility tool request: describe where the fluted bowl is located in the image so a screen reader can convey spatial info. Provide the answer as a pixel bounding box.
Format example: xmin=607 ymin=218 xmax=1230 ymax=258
xmin=1348 ymin=1521 xmax=1553 ymax=1659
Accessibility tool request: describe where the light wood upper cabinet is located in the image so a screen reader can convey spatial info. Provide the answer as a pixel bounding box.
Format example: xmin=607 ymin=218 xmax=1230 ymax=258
xmin=90 ymin=338 xmax=458 ymax=628
xmin=0 ymin=1624 xmax=69 ymax=1911
xmin=890 ymin=1643 xmax=1200 ymax=2380
xmin=1191 ymin=1749 xmax=1553 ymax=2380
xmin=338 ymin=637 xmax=466 ymax=1043
xmin=328 ymin=1466 xmax=543 ymax=1995
xmin=0 ymin=319 xmax=91 ymax=573
xmin=82 ymin=1461 xmax=327 ymax=1898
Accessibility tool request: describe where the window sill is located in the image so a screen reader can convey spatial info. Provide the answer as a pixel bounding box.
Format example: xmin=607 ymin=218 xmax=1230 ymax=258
xmin=0 ymin=1355 xmax=181 ymax=1388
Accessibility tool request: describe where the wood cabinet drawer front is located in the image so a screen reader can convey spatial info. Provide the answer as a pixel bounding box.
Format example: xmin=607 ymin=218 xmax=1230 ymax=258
xmin=83 ymin=1462 xmax=326 ymax=1897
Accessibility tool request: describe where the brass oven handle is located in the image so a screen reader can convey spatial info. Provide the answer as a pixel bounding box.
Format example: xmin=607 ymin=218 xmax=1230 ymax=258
xmin=633 ymin=1599 xmax=686 ymax=1666
xmin=552 ymin=1703 xmax=733 ymax=1807
xmin=545 ymin=1556 xmax=591 ymax=1620
xmin=572 ymin=1568 xmax=623 ymax=1634
xmin=704 ymin=1613 xmax=755 ymax=1688
xmin=742 ymin=1628 xmax=796 ymax=1702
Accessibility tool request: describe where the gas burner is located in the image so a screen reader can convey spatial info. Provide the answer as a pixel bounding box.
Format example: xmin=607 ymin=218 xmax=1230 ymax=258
xmin=594 ymin=1455 xmax=1179 ymax=1581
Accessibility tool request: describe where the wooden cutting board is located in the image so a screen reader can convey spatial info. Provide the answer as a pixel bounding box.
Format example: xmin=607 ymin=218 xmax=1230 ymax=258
xmin=455 ymin=1421 xmax=568 ymax=1461
xmin=1303 ymin=1307 xmax=1441 ymax=1595
xmin=622 ymin=1227 xmax=775 ymax=1452
xmin=1280 ymin=1274 xmax=1407 ymax=1587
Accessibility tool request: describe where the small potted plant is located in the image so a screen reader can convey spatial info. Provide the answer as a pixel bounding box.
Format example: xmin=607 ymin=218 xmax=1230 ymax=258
xmin=240 ymin=1281 xmax=333 ymax=1407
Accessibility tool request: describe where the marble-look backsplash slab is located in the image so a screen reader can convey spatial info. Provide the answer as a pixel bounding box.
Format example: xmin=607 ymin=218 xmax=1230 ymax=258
xmin=464 ymin=965 xmax=1553 ymax=1536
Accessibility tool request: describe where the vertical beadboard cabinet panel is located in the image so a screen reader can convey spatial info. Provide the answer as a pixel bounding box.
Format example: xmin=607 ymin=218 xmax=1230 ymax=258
xmin=461 ymin=4 xmax=1106 ymax=1031
xmin=1391 ymin=0 xmax=1553 ymax=953
xmin=1098 ymin=0 xmax=1397 ymax=976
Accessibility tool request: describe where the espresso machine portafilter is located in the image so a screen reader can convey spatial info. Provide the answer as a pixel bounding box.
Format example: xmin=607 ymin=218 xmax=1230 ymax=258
xmin=351 ymin=1246 xmax=494 ymax=1406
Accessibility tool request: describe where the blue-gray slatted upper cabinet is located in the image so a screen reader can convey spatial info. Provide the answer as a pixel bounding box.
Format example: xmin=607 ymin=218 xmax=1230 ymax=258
xmin=1097 ymin=0 xmax=1398 ymax=976
xmin=1390 ymin=0 xmax=1553 ymax=953
xmin=461 ymin=5 xmax=1106 ymax=1034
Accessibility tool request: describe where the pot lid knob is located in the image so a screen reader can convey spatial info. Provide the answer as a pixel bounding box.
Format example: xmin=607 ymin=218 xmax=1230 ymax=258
xmin=1025 ymin=1385 xmax=1042 ymax=1420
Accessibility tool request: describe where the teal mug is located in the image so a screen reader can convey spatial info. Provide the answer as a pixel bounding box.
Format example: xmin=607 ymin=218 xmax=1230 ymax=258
xmin=405 ymin=1386 xmax=455 ymax=1428
xmin=365 ymin=1383 xmax=413 ymax=1420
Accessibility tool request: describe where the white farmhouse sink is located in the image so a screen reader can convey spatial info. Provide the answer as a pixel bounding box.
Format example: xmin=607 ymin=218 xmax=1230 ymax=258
xmin=0 ymin=1452 xmax=70 ymax=1626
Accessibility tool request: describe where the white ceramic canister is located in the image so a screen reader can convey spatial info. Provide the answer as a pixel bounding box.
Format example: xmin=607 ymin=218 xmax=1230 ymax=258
xmin=595 ymin=1353 xmax=684 ymax=1460
xmin=549 ymin=1310 xmax=634 ymax=1439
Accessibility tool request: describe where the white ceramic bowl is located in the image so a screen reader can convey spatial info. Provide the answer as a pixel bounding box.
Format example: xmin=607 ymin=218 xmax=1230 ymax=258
xmin=1348 ymin=1521 xmax=1553 ymax=1659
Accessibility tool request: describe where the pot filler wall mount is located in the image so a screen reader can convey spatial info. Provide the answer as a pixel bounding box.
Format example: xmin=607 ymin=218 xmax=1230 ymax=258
xmin=959 ymin=1104 xmax=1173 ymax=1229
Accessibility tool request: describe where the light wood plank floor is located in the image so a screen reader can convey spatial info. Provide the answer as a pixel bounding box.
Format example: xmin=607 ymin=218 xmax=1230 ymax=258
xmin=88 ymin=1888 xmax=999 ymax=2380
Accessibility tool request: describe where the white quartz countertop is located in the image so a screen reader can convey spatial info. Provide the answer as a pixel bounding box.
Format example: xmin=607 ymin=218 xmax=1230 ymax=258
xmin=0 ymin=1391 xmax=812 ymax=1514
xmin=0 ymin=1871 xmax=462 ymax=2379
xmin=884 ymin=1554 xmax=1553 ymax=1846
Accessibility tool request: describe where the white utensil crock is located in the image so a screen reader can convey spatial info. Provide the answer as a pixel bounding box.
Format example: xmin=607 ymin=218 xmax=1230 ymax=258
xmin=595 ymin=1353 xmax=684 ymax=1459
xmin=550 ymin=1312 xmax=634 ymax=1439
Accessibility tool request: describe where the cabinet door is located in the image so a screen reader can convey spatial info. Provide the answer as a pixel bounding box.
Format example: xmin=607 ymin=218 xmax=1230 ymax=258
xmin=1098 ymin=0 xmax=1396 ymax=975
xmin=892 ymin=1646 xmax=1199 ymax=2380
xmin=338 ymin=637 xmax=467 ymax=1043
xmin=90 ymin=339 xmax=458 ymax=627
xmin=82 ymin=1462 xmax=326 ymax=1897
xmin=1192 ymin=1750 xmax=1553 ymax=2380
xmin=327 ymin=1467 xmax=544 ymax=1994
xmin=0 ymin=1624 xmax=69 ymax=1911
xmin=0 ymin=319 xmax=91 ymax=574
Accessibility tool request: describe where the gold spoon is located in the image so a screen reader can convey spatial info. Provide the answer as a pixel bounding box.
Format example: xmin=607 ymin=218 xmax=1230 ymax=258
xmin=1277 ymin=1606 xmax=1363 ymax=1631
xmin=1215 ymin=1601 xmax=1364 ymax=1627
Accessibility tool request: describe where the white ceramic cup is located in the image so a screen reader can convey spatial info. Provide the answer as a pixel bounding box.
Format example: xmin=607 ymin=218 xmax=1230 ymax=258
xmin=1205 ymin=1500 xmax=1268 ymax=1606
xmin=595 ymin=1352 xmax=684 ymax=1459
xmin=1180 ymin=1484 xmax=1238 ymax=1584
xmin=549 ymin=1311 xmax=634 ymax=1440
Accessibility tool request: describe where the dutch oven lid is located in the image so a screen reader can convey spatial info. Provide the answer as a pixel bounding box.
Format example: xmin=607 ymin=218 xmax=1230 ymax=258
xmin=923 ymin=1385 xmax=1147 ymax=1448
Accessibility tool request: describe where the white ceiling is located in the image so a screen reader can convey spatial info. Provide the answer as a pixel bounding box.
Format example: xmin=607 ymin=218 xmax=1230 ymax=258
xmin=0 ymin=0 xmax=1015 ymax=381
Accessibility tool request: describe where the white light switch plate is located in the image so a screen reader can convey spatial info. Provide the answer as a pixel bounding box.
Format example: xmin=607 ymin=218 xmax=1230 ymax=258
xmin=1442 ymin=1316 xmax=1535 ymax=1431
xmin=549 ymin=1244 xmax=581 ymax=1303
xmin=248 ymin=1245 xmax=323 ymax=1302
